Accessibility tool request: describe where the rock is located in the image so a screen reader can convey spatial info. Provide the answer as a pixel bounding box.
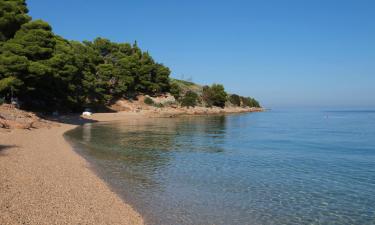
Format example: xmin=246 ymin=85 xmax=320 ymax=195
xmin=0 ymin=104 xmax=54 ymax=130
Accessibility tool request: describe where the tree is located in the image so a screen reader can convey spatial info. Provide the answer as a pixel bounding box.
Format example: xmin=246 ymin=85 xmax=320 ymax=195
xmin=169 ymin=82 xmax=181 ymax=100
xmin=202 ymin=84 xmax=227 ymax=108
xmin=153 ymin=63 xmax=170 ymax=93
xmin=0 ymin=76 xmax=23 ymax=98
xmin=240 ymin=96 xmax=260 ymax=108
xmin=3 ymin=20 xmax=56 ymax=60
xmin=87 ymin=38 xmax=171 ymax=97
xmin=0 ymin=20 xmax=57 ymax=109
xmin=229 ymin=94 xmax=241 ymax=106
xmin=181 ymin=91 xmax=198 ymax=108
xmin=202 ymin=85 xmax=213 ymax=107
xmin=0 ymin=0 xmax=31 ymax=41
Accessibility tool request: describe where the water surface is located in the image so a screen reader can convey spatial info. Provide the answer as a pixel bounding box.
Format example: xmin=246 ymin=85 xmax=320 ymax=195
xmin=65 ymin=110 xmax=375 ymax=225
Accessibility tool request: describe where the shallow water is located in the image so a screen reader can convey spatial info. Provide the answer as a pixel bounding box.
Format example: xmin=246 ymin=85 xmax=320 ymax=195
xmin=65 ymin=110 xmax=375 ymax=225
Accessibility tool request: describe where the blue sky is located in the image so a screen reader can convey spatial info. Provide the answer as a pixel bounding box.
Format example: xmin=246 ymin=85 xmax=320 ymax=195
xmin=27 ymin=0 xmax=375 ymax=108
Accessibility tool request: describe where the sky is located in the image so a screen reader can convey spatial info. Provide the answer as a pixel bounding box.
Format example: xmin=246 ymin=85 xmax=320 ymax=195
xmin=27 ymin=0 xmax=375 ymax=108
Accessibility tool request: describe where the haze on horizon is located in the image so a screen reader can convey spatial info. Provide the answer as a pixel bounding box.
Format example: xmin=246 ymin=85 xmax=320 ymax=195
xmin=27 ymin=0 xmax=375 ymax=108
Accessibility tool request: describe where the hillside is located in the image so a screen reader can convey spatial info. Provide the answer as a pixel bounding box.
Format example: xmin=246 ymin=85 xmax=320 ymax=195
xmin=170 ymin=78 xmax=203 ymax=94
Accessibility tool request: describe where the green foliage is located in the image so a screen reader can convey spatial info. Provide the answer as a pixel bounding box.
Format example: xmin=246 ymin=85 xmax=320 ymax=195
xmin=240 ymin=96 xmax=260 ymax=108
xmin=0 ymin=0 xmax=31 ymax=41
xmin=0 ymin=2 xmax=172 ymax=111
xmin=3 ymin=20 xmax=56 ymax=60
xmin=229 ymin=94 xmax=241 ymax=106
xmin=170 ymin=78 xmax=202 ymax=95
xmin=172 ymin=79 xmax=195 ymax=86
xmin=202 ymin=84 xmax=227 ymax=108
xmin=0 ymin=97 xmax=4 ymax=105
xmin=154 ymin=102 xmax=164 ymax=108
xmin=144 ymin=97 xmax=154 ymax=105
xmin=0 ymin=76 xmax=23 ymax=92
xmin=202 ymin=86 xmax=212 ymax=106
xmin=169 ymin=82 xmax=181 ymax=100
xmin=181 ymin=91 xmax=198 ymax=108
xmin=85 ymin=38 xmax=171 ymax=96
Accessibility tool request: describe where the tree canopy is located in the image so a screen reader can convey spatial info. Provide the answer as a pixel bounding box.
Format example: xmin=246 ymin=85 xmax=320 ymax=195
xmin=0 ymin=0 xmax=31 ymax=41
xmin=0 ymin=1 xmax=171 ymax=111
xmin=202 ymin=84 xmax=227 ymax=108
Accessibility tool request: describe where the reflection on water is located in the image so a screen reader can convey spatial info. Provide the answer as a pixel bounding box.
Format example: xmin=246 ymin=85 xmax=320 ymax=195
xmin=65 ymin=112 xmax=375 ymax=225
xmin=66 ymin=116 xmax=229 ymax=215
xmin=82 ymin=123 xmax=92 ymax=142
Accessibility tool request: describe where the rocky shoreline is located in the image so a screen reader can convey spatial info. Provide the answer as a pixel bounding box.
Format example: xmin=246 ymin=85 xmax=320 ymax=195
xmin=0 ymin=101 xmax=263 ymax=130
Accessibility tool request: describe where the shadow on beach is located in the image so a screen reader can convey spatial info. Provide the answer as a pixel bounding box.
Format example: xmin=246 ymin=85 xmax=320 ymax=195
xmin=0 ymin=145 xmax=17 ymax=155
xmin=43 ymin=114 xmax=99 ymax=126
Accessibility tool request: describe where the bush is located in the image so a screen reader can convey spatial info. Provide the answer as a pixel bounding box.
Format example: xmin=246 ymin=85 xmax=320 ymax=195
xmin=144 ymin=97 xmax=154 ymax=105
xmin=229 ymin=94 xmax=241 ymax=106
xmin=154 ymin=103 xmax=164 ymax=108
xmin=169 ymin=82 xmax=181 ymax=100
xmin=0 ymin=97 xmax=4 ymax=105
xmin=202 ymin=86 xmax=213 ymax=107
xmin=241 ymin=96 xmax=260 ymax=108
xmin=202 ymin=84 xmax=227 ymax=108
xmin=181 ymin=91 xmax=198 ymax=108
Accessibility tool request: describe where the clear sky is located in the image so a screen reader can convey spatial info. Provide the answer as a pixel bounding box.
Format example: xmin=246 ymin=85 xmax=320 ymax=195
xmin=27 ymin=0 xmax=375 ymax=108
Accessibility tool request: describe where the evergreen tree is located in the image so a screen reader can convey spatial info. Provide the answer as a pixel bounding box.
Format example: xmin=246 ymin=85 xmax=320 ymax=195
xmin=229 ymin=94 xmax=241 ymax=106
xmin=0 ymin=0 xmax=31 ymax=41
xmin=202 ymin=84 xmax=227 ymax=108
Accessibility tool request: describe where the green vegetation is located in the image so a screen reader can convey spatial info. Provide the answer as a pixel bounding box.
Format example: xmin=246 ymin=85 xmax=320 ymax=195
xmin=241 ymin=96 xmax=260 ymax=108
xmin=0 ymin=76 xmax=22 ymax=93
xmin=229 ymin=94 xmax=241 ymax=106
xmin=0 ymin=0 xmax=261 ymax=111
xmin=170 ymin=78 xmax=202 ymax=94
xmin=0 ymin=0 xmax=170 ymax=111
xmin=0 ymin=0 xmax=31 ymax=41
xmin=144 ymin=97 xmax=154 ymax=105
xmin=169 ymin=82 xmax=181 ymax=100
xmin=170 ymin=78 xmax=195 ymax=87
xmin=181 ymin=91 xmax=198 ymax=108
xmin=154 ymin=103 xmax=164 ymax=108
xmin=202 ymin=84 xmax=227 ymax=108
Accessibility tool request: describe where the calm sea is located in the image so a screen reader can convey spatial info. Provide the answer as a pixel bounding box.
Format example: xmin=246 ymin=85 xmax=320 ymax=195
xmin=65 ymin=109 xmax=375 ymax=225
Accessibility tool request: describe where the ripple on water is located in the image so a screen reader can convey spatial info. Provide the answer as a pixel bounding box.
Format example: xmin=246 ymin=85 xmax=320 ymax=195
xmin=65 ymin=111 xmax=375 ymax=225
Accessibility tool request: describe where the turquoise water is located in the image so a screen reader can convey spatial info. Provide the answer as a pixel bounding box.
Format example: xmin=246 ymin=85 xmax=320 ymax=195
xmin=65 ymin=110 xmax=375 ymax=225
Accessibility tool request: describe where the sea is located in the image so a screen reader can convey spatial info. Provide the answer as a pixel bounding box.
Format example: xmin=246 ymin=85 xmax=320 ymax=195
xmin=65 ymin=109 xmax=375 ymax=225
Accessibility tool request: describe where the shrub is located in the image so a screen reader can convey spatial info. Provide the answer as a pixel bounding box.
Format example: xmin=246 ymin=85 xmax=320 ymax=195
xmin=154 ymin=103 xmax=164 ymax=108
xmin=0 ymin=97 xmax=4 ymax=105
xmin=170 ymin=82 xmax=181 ymax=100
xmin=251 ymin=99 xmax=260 ymax=107
xmin=229 ymin=94 xmax=241 ymax=106
xmin=202 ymin=84 xmax=227 ymax=108
xmin=144 ymin=97 xmax=154 ymax=105
xmin=202 ymin=85 xmax=213 ymax=107
xmin=181 ymin=91 xmax=198 ymax=108
xmin=241 ymin=96 xmax=260 ymax=108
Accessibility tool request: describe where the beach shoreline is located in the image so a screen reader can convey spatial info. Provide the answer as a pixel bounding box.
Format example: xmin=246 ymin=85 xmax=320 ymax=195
xmin=0 ymin=109 xmax=261 ymax=224
xmin=0 ymin=113 xmax=147 ymax=225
